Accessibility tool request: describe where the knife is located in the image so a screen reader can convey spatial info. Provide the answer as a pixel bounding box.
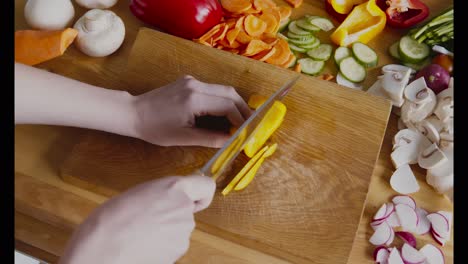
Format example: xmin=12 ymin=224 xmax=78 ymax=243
xmin=198 ymin=76 xmax=300 ymax=180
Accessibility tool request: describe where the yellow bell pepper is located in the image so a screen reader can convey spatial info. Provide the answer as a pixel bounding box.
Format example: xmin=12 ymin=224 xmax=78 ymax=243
xmin=210 ymin=127 xmax=247 ymax=179
xmin=234 ymin=143 xmax=278 ymax=191
xmin=330 ymin=0 xmax=367 ymax=15
xmin=248 ymin=93 xmax=269 ymax=110
xmin=330 ymin=0 xmax=386 ymax=47
xmin=243 ymin=100 xmax=286 ymax=158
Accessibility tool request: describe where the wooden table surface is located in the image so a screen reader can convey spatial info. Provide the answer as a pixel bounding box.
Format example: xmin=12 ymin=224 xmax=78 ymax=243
xmin=14 ymin=0 xmax=454 ymax=263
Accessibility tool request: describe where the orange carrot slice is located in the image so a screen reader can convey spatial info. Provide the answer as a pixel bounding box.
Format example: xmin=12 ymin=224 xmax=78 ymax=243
xmin=244 ymin=14 xmax=267 ymax=37
xmin=241 ymin=6 xmax=262 ymax=14
xmin=236 ymin=30 xmax=253 ymax=44
xmin=279 ymin=53 xmax=296 ymax=68
xmin=278 ymin=6 xmax=293 ymax=21
xmin=15 ymin=28 xmax=78 ymax=66
xmin=225 ymin=18 xmax=237 ymax=29
xmin=253 ymin=0 xmax=277 ymax=10
xmin=293 ymin=62 xmax=301 ymax=72
xmin=227 ymin=49 xmax=240 ymax=54
xmin=220 ymin=0 xmax=252 ymax=13
xmin=235 ymin=16 xmax=246 ymax=29
xmin=284 ymin=0 xmax=303 ymax=8
xmin=196 ymin=24 xmax=222 ymax=42
xmin=250 ymin=47 xmax=276 ymax=61
xmin=259 ymin=13 xmax=279 ymax=34
xmin=211 ymin=23 xmax=229 ymax=43
xmin=194 ymin=38 xmax=213 ymax=47
xmin=265 ymin=38 xmax=290 ymax=65
xmin=226 ymin=28 xmax=241 ymax=45
xmin=219 ymin=38 xmax=242 ymax=49
xmin=261 ymin=36 xmax=279 ymax=46
xmin=262 ymin=8 xmax=282 ymax=23
xmin=241 ymin=39 xmax=271 ymax=56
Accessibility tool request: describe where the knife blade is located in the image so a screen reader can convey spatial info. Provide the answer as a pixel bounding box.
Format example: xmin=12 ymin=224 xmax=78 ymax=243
xmin=198 ymin=76 xmax=300 ymax=180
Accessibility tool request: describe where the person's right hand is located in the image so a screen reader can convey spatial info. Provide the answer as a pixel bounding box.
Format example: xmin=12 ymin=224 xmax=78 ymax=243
xmin=59 ymin=175 xmax=216 ymax=264
xmin=133 ymin=75 xmax=252 ymax=148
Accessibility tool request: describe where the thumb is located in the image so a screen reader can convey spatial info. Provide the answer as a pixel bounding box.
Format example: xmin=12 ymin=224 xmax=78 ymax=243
xmin=180 ymin=128 xmax=231 ymax=148
xmin=175 ymin=175 xmax=216 ymax=213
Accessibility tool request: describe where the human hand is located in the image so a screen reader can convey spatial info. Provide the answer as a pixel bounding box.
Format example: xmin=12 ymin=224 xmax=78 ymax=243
xmin=133 ymin=75 xmax=251 ymax=148
xmin=59 ymin=175 xmax=216 ymax=264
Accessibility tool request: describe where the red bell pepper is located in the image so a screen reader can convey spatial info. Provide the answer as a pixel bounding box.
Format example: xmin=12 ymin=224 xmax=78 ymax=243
xmin=129 ymin=0 xmax=223 ymax=40
xmin=376 ymin=0 xmax=430 ymax=28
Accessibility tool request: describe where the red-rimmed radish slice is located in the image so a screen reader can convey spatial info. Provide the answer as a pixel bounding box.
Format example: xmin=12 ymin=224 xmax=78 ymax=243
xmin=370 ymin=222 xmax=393 ymax=246
xmin=388 ymin=247 xmax=405 ymax=264
xmin=386 ymin=227 xmax=395 ymax=246
xmin=395 ymin=231 xmax=417 ymax=248
xmin=374 ymin=203 xmax=388 ymax=220
xmin=374 ymin=203 xmax=395 ymax=221
xmin=392 ymin=195 xmax=417 ymax=210
xmin=386 ymin=211 xmax=401 ymax=228
xmin=395 ymin=204 xmax=418 ymax=232
xmin=371 ymin=220 xmax=385 ymax=231
xmin=373 ymin=246 xmax=390 ymax=262
xmin=390 ymin=164 xmax=420 ymax=194
xmin=419 ymin=244 xmax=445 ymax=264
xmin=415 ymin=207 xmax=431 ymax=235
xmin=430 ymin=228 xmax=446 ymax=246
xmin=437 ymin=211 xmax=452 ymax=224
xmin=401 ymin=243 xmax=426 ymax=264
xmin=427 ymin=213 xmax=450 ymax=239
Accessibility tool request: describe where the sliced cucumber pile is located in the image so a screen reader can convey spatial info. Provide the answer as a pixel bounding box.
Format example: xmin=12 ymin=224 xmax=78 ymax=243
xmin=280 ymin=15 xmax=335 ymax=76
xmin=388 ymin=35 xmax=431 ymax=70
xmin=351 ymin=42 xmax=378 ymax=68
xmin=333 ymin=42 xmax=377 ymax=83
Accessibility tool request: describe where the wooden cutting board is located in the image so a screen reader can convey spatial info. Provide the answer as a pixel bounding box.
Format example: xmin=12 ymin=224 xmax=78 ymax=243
xmin=60 ymin=27 xmax=392 ymax=263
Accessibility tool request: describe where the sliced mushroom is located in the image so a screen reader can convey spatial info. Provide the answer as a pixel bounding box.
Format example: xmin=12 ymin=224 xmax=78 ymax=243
xmin=427 ymin=172 xmax=453 ymax=193
xmin=425 ymin=115 xmax=445 ymax=132
xmin=366 ymin=79 xmax=387 ymax=98
xmin=381 ymin=64 xmax=417 ymax=75
xmin=418 ymin=143 xmax=448 ymax=169
xmin=382 ymin=69 xmax=412 ymax=107
xmin=391 ymin=128 xmax=431 ymax=167
xmin=434 ymin=88 xmax=453 ymax=122
xmin=401 ymin=88 xmax=437 ymax=123
xmin=427 ymin=144 xmax=453 ymax=179
xmin=439 ymin=131 xmax=453 ymax=148
xmin=397 ymin=118 xmax=406 ymax=130
xmin=404 ymin=77 xmax=431 ymax=105
xmin=442 ymin=117 xmax=453 ymax=135
xmin=448 ymin=77 xmax=454 ymax=89
xmin=416 ymin=119 xmax=440 ymax=144
xmin=391 ymin=144 xmax=418 ymax=168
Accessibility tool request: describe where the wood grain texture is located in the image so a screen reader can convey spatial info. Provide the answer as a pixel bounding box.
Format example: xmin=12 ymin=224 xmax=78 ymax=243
xmin=60 ymin=27 xmax=391 ymax=263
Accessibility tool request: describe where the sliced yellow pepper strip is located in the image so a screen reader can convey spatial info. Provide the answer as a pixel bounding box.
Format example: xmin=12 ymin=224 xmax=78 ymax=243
xmin=221 ymin=145 xmax=269 ymax=196
xmin=330 ymin=0 xmax=367 ymax=15
xmin=210 ymin=127 xmax=247 ymax=179
xmin=330 ymin=0 xmax=386 ymax=47
xmin=234 ymin=143 xmax=278 ymax=191
xmin=248 ymin=93 xmax=269 ymax=110
xmin=243 ymin=100 xmax=287 ymax=158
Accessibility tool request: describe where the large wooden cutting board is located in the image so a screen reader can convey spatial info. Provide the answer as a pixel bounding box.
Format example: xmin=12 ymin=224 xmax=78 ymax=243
xmin=60 ymin=28 xmax=392 ymax=263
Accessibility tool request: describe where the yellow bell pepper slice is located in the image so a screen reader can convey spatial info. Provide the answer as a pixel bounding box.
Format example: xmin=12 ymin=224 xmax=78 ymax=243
xmin=243 ymin=100 xmax=286 ymax=158
xmin=234 ymin=143 xmax=278 ymax=191
xmin=221 ymin=145 xmax=269 ymax=196
xmin=248 ymin=93 xmax=269 ymax=110
xmin=330 ymin=0 xmax=367 ymax=15
xmin=210 ymin=127 xmax=247 ymax=179
xmin=330 ymin=0 xmax=386 ymax=47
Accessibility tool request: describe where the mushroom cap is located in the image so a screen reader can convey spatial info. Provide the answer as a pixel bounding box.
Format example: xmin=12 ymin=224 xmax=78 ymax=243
xmin=24 ymin=0 xmax=75 ymax=30
xmin=404 ymin=77 xmax=431 ymax=105
xmin=401 ymin=88 xmax=437 ymax=123
xmin=418 ymin=143 xmax=447 ymax=169
xmin=416 ymin=119 xmax=440 ymax=144
xmin=427 ymin=145 xmax=453 ymax=179
xmin=382 ymin=69 xmax=412 ymax=107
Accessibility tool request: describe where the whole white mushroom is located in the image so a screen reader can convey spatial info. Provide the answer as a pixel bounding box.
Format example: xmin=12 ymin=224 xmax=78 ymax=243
xmin=75 ymin=0 xmax=119 ymax=9
xmin=24 ymin=0 xmax=75 ymax=30
xmin=74 ymin=9 xmax=125 ymax=57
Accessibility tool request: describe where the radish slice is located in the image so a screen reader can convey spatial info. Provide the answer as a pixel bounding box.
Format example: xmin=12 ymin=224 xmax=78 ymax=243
xmin=370 ymin=222 xmax=393 ymax=246
xmin=388 ymin=247 xmax=405 ymax=264
xmin=427 ymin=213 xmax=450 ymax=239
xmin=390 ymin=164 xmax=420 ymax=194
xmin=374 ymin=203 xmax=395 ymax=221
xmin=430 ymin=228 xmax=446 ymax=246
xmin=401 ymin=243 xmax=426 ymax=264
xmin=392 ymin=195 xmax=416 ymax=210
xmin=374 ymin=203 xmax=388 ymax=220
xmin=374 ymin=246 xmax=390 ymax=262
xmin=415 ymin=207 xmax=431 ymax=235
xmin=395 ymin=231 xmax=417 ymax=248
xmin=437 ymin=211 xmax=452 ymax=228
xmin=386 ymin=211 xmax=401 ymax=228
xmin=395 ymin=204 xmax=418 ymax=232
xmin=419 ymin=244 xmax=445 ymax=264
xmin=386 ymin=227 xmax=395 ymax=246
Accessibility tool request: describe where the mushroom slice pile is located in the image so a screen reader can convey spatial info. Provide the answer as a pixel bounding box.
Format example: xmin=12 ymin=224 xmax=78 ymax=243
xmin=382 ymin=69 xmax=413 ymax=107
xmin=401 ymin=88 xmax=437 ymax=124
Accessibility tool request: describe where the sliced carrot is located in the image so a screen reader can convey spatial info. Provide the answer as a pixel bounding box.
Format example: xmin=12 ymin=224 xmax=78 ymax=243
xmin=279 ymin=53 xmax=296 ymax=68
xmin=284 ymin=0 xmax=303 ymax=8
xmin=220 ymin=0 xmax=252 ymax=13
xmin=225 ymin=18 xmax=237 ymax=29
xmin=235 ymin=16 xmax=246 ymax=29
xmin=15 ymin=28 xmax=78 ymax=66
xmin=211 ymin=23 xmax=229 ymax=42
xmin=278 ymin=5 xmax=293 ymax=21
xmin=226 ymin=48 xmax=240 ymax=54
xmin=293 ymin=63 xmax=301 ymax=73
xmin=196 ymin=23 xmax=222 ymax=42
xmin=261 ymin=36 xmax=279 ymax=46
xmin=241 ymin=39 xmax=271 ymax=56
xmin=236 ymin=30 xmax=253 ymax=44
xmin=244 ymin=14 xmax=267 ymax=37
xmin=253 ymin=0 xmax=277 ymax=10
xmin=318 ymin=73 xmax=335 ymax=81
xmin=226 ymin=28 xmax=241 ymax=45
xmin=219 ymin=38 xmax=242 ymax=49
xmin=194 ymin=38 xmax=213 ymax=47
xmin=241 ymin=6 xmax=262 ymax=14
xmin=262 ymin=8 xmax=282 ymax=23
xmin=265 ymin=38 xmax=291 ymax=65
xmin=250 ymin=47 xmax=276 ymax=61
xmin=259 ymin=13 xmax=279 ymax=34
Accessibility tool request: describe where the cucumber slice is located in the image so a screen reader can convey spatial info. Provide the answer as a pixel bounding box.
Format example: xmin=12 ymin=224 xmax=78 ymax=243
xmin=277 ymin=32 xmax=288 ymax=40
xmin=351 ymin=42 xmax=378 ymax=68
xmin=398 ymin=36 xmax=430 ymax=63
xmin=389 ymin=41 xmax=401 ymax=60
xmin=298 ymin=58 xmax=325 ymax=75
xmin=296 ymin=19 xmax=321 ymax=32
xmin=298 ymin=39 xmax=320 ymax=50
xmin=278 ymin=18 xmax=290 ymax=33
xmin=402 ymin=57 xmax=431 ymax=71
xmin=334 ymin=46 xmax=351 ymax=65
xmin=339 ymin=57 xmax=366 ymax=83
xmin=306 ymin=44 xmax=333 ymax=61
xmin=288 ymin=35 xmax=317 ymax=45
xmin=308 ymin=17 xmax=335 ymax=32
xmin=289 ymin=43 xmax=307 ymax=53
xmin=287 ymin=31 xmax=312 ymax=39
xmin=288 ymin=21 xmax=312 ymax=35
